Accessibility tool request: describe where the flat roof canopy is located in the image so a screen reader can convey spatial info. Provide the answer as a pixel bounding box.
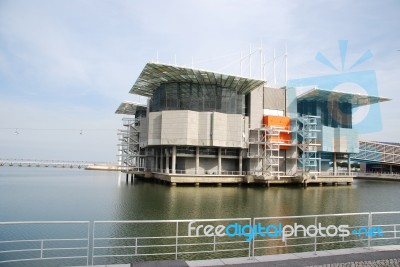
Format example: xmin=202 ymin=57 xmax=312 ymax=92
xmin=115 ymin=101 xmax=147 ymax=115
xmin=130 ymin=63 xmax=266 ymax=97
xmin=297 ymin=88 xmax=390 ymax=108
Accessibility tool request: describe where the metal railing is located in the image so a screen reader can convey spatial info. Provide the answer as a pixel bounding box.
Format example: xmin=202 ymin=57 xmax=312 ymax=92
xmin=2 ymin=212 xmax=400 ymax=266
xmin=150 ymin=168 xmax=248 ymax=176
xmin=120 ymin=169 xmax=358 ymax=178
xmin=92 ymin=218 xmax=250 ymax=265
xmin=356 ymin=172 xmax=400 ymax=178
xmin=149 ymin=168 xmax=297 ymax=176
xmin=252 ymin=212 xmax=400 ymax=257
xmin=129 ymin=168 xmax=357 ymax=178
xmin=0 ymin=221 xmax=90 ymax=265
xmin=318 ymin=171 xmax=357 ymax=176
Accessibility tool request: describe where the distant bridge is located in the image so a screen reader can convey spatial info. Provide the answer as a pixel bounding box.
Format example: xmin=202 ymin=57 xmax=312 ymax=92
xmin=0 ymin=158 xmax=111 ymax=169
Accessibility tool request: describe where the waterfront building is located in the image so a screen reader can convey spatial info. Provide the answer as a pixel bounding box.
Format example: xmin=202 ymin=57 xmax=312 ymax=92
xmin=115 ymin=63 xmax=389 ymax=185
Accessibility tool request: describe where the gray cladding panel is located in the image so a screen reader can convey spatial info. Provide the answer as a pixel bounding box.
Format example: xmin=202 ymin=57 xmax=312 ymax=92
xmin=146 ymin=110 xmax=247 ymax=148
xmin=264 ymin=87 xmax=285 ymax=110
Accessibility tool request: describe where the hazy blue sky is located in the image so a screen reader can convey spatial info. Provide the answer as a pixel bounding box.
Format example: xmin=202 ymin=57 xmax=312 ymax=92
xmin=0 ymin=0 xmax=399 ymax=162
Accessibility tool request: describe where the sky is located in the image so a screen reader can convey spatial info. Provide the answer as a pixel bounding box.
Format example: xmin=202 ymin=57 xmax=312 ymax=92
xmin=0 ymin=0 xmax=399 ymax=162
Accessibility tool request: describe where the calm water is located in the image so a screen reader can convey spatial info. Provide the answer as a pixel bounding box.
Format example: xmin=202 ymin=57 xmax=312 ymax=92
xmin=1 ymin=167 xmax=400 ymax=221
xmin=1 ymin=167 xmax=400 ymax=265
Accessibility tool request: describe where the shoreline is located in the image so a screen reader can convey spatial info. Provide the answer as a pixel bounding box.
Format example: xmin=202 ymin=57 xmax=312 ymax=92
xmin=84 ymin=164 xmax=120 ymax=171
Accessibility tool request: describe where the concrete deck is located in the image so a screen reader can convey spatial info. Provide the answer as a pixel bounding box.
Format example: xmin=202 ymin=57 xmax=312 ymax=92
xmin=82 ymin=245 xmax=400 ymax=267
xmin=130 ymin=172 xmax=353 ymax=186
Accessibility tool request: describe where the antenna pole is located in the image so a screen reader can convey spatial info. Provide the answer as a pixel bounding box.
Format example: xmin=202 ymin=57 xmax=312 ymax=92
xmin=240 ymin=50 xmax=243 ymax=76
xmin=260 ymin=48 xmax=263 ymax=80
xmin=263 ymin=53 xmax=266 ymax=82
xmin=273 ymin=48 xmax=276 ymax=87
xmin=249 ymin=45 xmax=252 ymax=78
xmin=285 ymin=44 xmax=288 ymax=85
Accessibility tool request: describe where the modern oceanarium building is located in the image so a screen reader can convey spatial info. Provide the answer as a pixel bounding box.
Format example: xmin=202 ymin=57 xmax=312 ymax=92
xmin=115 ymin=63 xmax=390 ymax=185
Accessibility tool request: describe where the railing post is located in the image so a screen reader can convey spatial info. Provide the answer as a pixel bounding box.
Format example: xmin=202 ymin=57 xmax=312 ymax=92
xmin=92 ymin=222 xmax=96 ymax=265
xmin=40 ymin=240 xmax=44 ymax=259
xmin=314 ymin=216 xmax=317 ymax=255
xmin=135 ymin=238 xmax=138 ymax=255
xmin=367 ymin=212 xmax=372 ymax=250
xmin=251 ymin=218 xmax=255 ymax=259
xmin=213 ymin=235 xmax=216 ymax=252
xmin=87 ymin=222 xmax=90 ymax=266
xmin=175 ymin=221 xmax=179 ymax=260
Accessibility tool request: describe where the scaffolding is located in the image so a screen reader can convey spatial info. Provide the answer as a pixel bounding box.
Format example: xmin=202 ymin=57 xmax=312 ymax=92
xmin=248 ymin=124 xmax=292 ymax=179
xmin=297 ymin=115 xmax=321 ymax=175
xmin=118 ymin=117 xmax=145 ymax=172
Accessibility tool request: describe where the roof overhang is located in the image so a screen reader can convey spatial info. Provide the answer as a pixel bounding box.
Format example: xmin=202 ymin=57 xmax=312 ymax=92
xmin=129 ymin=63 xmax=266 ymax=97
xmin=297 ymin=88 xmax=390 ymax=108
xmin=115 ymin=101 xmax=147 ymax=115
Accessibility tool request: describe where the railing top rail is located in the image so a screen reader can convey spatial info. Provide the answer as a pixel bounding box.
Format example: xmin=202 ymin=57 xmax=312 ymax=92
xmin=0 ymin=221 xmax=90 ymax=225
xmin=371 ymin=211 xmax=400 ymax=215
xmin=255 ymin=212 xmax=372 ymax=220
xmin=95 ymin=218 xmax=252 ymax=224
xmin=3 ymin=212 xmax=400 ymax=225
xmin=0 ymin=238 xmax=88 ymax=244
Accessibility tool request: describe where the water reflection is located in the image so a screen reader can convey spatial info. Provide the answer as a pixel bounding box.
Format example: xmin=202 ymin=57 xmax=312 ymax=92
xmin=115 ymin=181 xmax=367 ymax=221
xmin=1 ymin=167 xmax=399 ymax=222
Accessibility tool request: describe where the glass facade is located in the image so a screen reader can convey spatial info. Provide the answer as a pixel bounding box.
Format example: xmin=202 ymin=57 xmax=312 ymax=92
xmin=298 ymin=100 xmax=352 ymax=128
xmin=149 ymin=82 xmax=245 ymax=114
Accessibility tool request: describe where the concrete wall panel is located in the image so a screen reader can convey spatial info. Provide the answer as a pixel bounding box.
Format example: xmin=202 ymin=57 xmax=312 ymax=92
xmin=147 ymin=112 xmax=162 ymax=145
xmin=147 ymin=110 xmax=247 ymax=148
xmin=250 ymin=85 xmax=264 ymax=129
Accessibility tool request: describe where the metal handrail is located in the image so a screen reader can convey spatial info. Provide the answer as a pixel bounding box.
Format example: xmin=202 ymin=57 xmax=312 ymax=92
xmin=0 ymin=221 xmax=90 ymax=265
xmin=92 ymin=218 xmax=252 ymax=265
xmin=252 ymin=211 xmax=400 ymax=257
xmin=2 ymin=212 xmax=400 ymax=265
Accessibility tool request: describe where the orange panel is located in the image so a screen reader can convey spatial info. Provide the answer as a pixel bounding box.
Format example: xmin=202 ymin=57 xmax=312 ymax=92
xmin=263 ymin=115 xmax=291 ymax=150
xmin=263 ymin=115 xmax=290 ymax=129
xmin=280 ymin=132 xmax=291 ymax=150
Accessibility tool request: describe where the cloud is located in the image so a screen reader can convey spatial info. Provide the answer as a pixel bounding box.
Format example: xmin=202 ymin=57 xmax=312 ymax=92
xmin=0 ymin=0 xmax=399 ymax=161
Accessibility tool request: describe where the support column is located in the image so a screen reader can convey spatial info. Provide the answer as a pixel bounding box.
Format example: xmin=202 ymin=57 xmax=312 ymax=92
xmin=390 ymin=165 xmax=393 ymax=174
xmin=239 ymin=149 xmax=243 ymax=174
xmin=165 ymin=148 xmax=170 ymax=174
xmin=318 ymin=152 xmax=321 ymax=173
xmin=347 ymin=154 xmax=351 ymax=175
xmin=172 ymin=146 xmax=176 ymax=174
xmin=195 ymin=146 xmax=200 ymax=174
xmin=333 ymin=153 xmax=337 ymax=175
xmin=262 ymin=158 xmax=266 ymax=173
xmin=160 ymin=147 xmax=164 ymax=173
xmin=155 ymin=149 xmax=158 ymax=172
xmin=152 ymin=148 xmax=155 ymax=171
xmin=218 ymin=148 xmax=222 ymax=175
